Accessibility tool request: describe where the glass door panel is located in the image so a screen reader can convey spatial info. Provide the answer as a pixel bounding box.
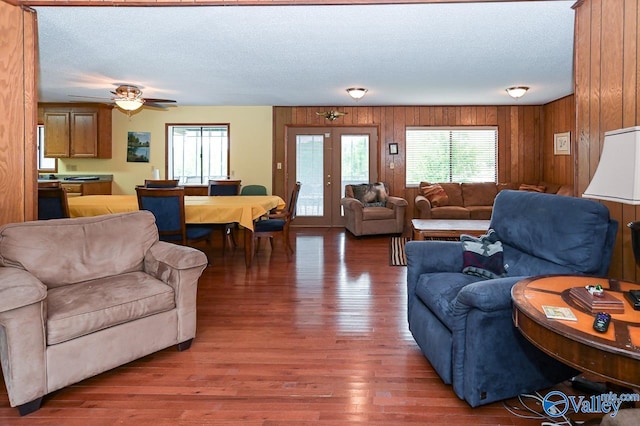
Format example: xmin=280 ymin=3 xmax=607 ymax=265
xmin=296 ymin=134 xmax=324 ymax=217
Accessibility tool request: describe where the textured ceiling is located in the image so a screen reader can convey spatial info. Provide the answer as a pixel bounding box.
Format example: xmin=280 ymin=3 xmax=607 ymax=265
xmin=35 ymin=1 xmax=575 ymax=107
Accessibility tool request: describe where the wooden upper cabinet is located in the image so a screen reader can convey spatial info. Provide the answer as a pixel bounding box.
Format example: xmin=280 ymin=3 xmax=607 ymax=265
xmin=43 ymin=111 xmax=70 ymax=157
xmin=69 ymin=111 xmax=98 ymax=157
xmin=42 ymin=104 xmax=112 ymax=158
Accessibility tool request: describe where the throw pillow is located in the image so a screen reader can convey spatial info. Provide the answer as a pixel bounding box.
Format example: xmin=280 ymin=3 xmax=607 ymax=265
xmin=460 ymin=229 xmax=507 ymax=279
xmin=351 ymin=183 xmax=388 ymax=207
xmin=420 ymin=183 xmax=449 ymax=207
xmin=519 ymin=183 xmax=546 ymax=193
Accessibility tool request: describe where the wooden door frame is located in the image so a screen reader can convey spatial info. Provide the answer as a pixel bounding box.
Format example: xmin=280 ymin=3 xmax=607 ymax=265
xmin=284 ymin=124 xmax=380 ymax=227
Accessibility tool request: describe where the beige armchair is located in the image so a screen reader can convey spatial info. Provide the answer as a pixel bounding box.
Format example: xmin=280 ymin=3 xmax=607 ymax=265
xmin=341 ymin=183 xmax=408 ymax=236
xmin=0 ymin=211 xmax=208 ymax=415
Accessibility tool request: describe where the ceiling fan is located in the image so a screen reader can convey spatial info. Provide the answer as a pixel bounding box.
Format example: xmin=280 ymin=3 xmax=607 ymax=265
xmin=316 ymin=110 xmax=348 ymax=121
xmin=70 ymin=84 xmax=177 ymax=111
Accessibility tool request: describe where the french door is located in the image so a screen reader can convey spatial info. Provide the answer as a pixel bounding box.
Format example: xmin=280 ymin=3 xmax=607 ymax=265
xmin=286 ymin=126 xmax=378 ymax=227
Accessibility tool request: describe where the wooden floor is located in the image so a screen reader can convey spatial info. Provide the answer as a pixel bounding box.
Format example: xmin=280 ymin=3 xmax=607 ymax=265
xmin=0 ymin=228 xmax=604 ymax=425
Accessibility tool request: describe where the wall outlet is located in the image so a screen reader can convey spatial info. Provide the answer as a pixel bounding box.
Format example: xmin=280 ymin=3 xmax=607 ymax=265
xmin=68 ymin=165 xmax=78 ymax=171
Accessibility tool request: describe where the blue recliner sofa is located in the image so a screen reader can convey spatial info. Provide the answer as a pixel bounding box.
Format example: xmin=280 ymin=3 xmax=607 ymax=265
xmin=406 ymin=190 xmax=618 ymax=407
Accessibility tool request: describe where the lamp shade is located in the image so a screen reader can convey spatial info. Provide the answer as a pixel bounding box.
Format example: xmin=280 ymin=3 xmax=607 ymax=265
xmin=582 ymin=126 xmax=640 ymax=204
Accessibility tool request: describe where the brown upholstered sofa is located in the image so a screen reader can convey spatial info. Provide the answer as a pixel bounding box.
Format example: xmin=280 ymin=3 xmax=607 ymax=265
xmin=0 ymin=211 xmax=208 ymax=415
xmin=415 ymin=181 xmax=573 ymax=219
xmin=342 ymin=183 xmax=408 ymax=236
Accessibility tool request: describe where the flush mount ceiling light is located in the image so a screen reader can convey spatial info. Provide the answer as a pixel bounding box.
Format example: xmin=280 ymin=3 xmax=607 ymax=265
xmin=346 ymin=87 xmax=368 ymax=101
xmin=506 ymin=86 xmax=529 ymax=99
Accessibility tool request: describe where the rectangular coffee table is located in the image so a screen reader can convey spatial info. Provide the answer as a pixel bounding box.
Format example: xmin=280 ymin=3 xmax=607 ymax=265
xmin=411 ymin=219 xmax=490 ymax=240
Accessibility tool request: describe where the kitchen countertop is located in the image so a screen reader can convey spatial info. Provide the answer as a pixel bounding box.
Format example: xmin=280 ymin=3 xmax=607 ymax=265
xmin=38 ymin=174 xmax=113 ymax=183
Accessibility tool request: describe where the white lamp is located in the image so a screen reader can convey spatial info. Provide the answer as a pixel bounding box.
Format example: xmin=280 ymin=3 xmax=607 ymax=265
xmin=115 ymin=98 xmax=144 ymax=111
xmin=583 ymin=126 xmax=640 ymax=267
xmin=506 ymin=86 xmax=529 ymax=99
xmin=346 ymin=87 xmax=368 ymax=101
xmin=582 ymin=126 xmax=640 ymax=204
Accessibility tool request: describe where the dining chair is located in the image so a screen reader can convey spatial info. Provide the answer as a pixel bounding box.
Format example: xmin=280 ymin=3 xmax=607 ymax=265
xmin=208 ymin=179 xmax=242 ymax=253
xmin=208 ymin=179 xmax=241 ymax=196
xmin=240 ymin=185 xmax=268 ymax=196
xmin=253 ymin=182 xmax=301 ymax=258
xmin=144 ymin=179 xmax=180 ymax=188
xmin=38 ymin=181 xmax=61 ymax=188
xmin=135 ymin=187 xmax=213 ymax=249
xmin=37 ymin=187 xmax=70 ymax=220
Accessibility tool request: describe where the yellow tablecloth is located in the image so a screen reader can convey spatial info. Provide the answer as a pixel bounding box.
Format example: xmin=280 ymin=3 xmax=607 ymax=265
xmin=68 ymin=195 xmax=285 ymax=231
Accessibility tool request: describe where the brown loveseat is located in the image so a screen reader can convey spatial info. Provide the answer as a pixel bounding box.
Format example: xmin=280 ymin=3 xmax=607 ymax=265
xmin=0 ymin=211 xmax=208 ymax=415
xmin=415 ymin=181 xmax=573 ymax=219
xmin=342 ymin=183 xmax=408 ymax=236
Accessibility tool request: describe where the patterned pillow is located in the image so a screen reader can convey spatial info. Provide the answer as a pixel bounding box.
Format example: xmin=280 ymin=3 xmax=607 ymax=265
xmin=460 ymin=229 xmax=507 ymax=279
xmin=351 ymin=183 xmax=388 ymax=207
xmin=519 ymin=183 xmax=546 ymax=193
xmin=420 ymin=183 xmax=449 ymax=207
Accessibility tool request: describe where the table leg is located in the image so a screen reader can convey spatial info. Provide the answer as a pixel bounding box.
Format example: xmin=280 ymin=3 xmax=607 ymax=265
xmin=244 ymin=227 xmax=254 ymax=267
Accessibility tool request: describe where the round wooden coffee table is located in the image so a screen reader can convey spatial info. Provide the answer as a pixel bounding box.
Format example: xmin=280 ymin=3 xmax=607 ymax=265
xmin=512 ymin=275 xmax=640 ymax=389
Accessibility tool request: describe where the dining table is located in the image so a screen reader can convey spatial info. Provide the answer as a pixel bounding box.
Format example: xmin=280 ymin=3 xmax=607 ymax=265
xmin=67 ymin=194 xmax=286 ymax=267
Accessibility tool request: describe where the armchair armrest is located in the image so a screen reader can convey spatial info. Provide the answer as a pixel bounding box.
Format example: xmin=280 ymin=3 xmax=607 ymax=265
xmin=0 ymin=268 xmax=47 ymax=313
xmin=386 ymin=196 xmax=408 ymax=209
xmin=415 ymin=195 xmax=433 ymax=219
xmin=144 ymin=241 xmax=208 ymax=343
xmin=340 ymin=197 xmax=364 ymax=212
xmin=454 ymin=276 xmax=527 ymax=314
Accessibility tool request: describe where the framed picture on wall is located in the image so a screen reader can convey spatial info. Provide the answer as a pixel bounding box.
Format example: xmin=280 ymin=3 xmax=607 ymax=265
xmin=127 ymin=132 xmax=151 ymax=162
xmin=389 ymin=143 xmax=399 ymax=155
xmin=554 ymin=132 xmax=571 ymax=155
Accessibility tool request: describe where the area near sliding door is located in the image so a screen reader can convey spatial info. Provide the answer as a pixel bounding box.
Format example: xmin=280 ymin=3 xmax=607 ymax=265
xmin=286 ymin=126 xmax=378 ymax=227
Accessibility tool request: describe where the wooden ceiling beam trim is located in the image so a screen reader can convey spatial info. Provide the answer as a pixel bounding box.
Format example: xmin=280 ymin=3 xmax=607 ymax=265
xmin=19 ymin=0 xmax=529 ymax=7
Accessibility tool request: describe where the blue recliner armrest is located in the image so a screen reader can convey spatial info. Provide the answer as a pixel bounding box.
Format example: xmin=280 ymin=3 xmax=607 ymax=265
xmin=453 ymin=276 xmax=527 ymax=314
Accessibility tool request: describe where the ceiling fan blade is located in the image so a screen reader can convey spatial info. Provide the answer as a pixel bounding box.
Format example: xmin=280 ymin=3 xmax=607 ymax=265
xmin=69 ymin=95 xmax=112 ymax=100
xmin=143 ymin=98 xmax=177 ymax=104
xmin=144 ymin=103 xmax=170 ymax=109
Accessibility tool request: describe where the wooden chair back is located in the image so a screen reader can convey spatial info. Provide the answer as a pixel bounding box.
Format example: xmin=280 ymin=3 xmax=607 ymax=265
xmin=135 ymin=187 xmax=187 ymax=244
xmin=144 ymin=179 xmax=180 ymax=188
xmin=38 ymin=187 xmax=70 ymax=220
xmin=208 ymin=179 xmax=241 ymax=196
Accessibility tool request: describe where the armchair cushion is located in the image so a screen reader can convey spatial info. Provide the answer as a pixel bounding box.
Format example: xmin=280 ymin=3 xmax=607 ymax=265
xmin=0 ymin=213 xmax=157 ymax=288
xmin=47 ymin=271 xmax=175 ymax=345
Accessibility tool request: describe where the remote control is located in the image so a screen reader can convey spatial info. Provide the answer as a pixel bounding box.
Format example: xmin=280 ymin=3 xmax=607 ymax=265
xmin=593 ymin=312 xmax=611 ymax=333
xmin=628 ymin=290 xmax=640 ymax=311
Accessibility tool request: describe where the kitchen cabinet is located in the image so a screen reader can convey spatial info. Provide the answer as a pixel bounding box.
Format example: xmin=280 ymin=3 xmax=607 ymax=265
xmin=42 ymin=104 xmax=112 ymax=158
xmin=60 ymin=181 xmax=112 ymax=196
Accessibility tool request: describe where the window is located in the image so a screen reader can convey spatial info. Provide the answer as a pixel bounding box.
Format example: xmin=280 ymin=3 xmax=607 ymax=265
xmin=37 ymin=125 xmax=57 ymax=172
xmin=167 ymin=125 xmax=229 ymax=185
xmin=405 ymin=127 xmax=498 ymax=185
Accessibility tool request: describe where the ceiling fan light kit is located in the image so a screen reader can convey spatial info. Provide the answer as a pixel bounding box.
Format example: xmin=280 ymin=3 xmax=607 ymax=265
xmin=346 ymin=87 xmax=368 ymax=100
xmin=115 ymin=98 xmax=144 ymax=111
xmin=506 ymin=86 xmax=529 ymax=99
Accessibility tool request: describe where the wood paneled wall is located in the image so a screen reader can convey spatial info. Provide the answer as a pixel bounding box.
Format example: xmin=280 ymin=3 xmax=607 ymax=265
xmin=273 ymin=105 xmax=546 ymax=219
xmin=575 ymin=0 xmax=639 ymax=281
xmin=542 ymin=95 xmax=576 ymax=188
xmin=0 ymin=2 xmax=38 ymax=225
